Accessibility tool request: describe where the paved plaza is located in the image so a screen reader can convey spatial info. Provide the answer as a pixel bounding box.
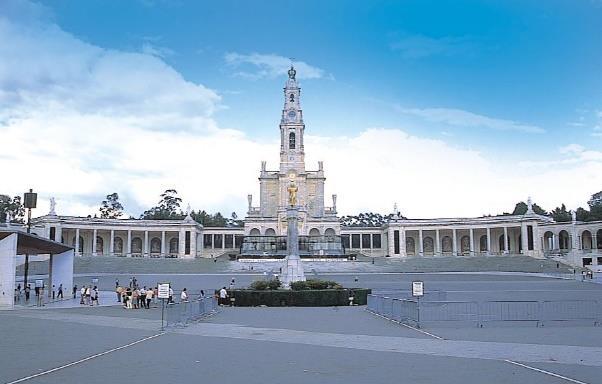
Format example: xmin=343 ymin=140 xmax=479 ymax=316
xmin=2 ymin=271 xmax=602 ymax=384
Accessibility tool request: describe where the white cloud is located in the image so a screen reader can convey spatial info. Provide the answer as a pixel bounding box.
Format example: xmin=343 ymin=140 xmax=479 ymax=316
xmin=395 ymin=106 xmax=545 ymax=134
xmin=224 ymin=52 xmax=326 ymax=80
xmin=141 ymin=41 xmax=174 ymax=58
xmin=1 ymin=0 xmax=600 ymax=220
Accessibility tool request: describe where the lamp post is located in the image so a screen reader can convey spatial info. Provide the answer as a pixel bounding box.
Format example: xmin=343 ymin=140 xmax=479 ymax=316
xmin=23 ymin=189 xmax=37 ymax=288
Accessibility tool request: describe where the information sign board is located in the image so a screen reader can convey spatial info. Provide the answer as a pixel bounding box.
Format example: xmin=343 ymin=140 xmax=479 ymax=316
xmin=412 ymin=281 xmax=424 ymax=297
xmin=158 ymin=283 xmax=170 ymax=299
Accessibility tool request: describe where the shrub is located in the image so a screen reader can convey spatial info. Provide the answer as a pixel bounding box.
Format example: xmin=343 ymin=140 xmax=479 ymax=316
xmin=290 ymin=279 xmax=342 ymax=290
xmin=249 ymin=279 xmax=280 ymax=290
xmin=222 ymin=288 xmax=372 ymax=307
xmin=267 ymin=279 xmax=281 ymax=290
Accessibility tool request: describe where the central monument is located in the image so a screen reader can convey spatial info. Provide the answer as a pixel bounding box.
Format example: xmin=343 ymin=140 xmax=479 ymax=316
xmin=280 ymin=178 xmax=306 ymax=288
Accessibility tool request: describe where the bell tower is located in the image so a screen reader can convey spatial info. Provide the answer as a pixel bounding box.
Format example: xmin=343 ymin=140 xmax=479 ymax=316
xmin=280 ymin=65 xmax=305 ymax=174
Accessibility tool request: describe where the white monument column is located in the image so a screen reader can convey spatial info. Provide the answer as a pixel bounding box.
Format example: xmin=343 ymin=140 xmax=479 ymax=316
xmin=504 ymin=227 xmax=510 ymax=254
xmin=161 ymin=231 xmax=166 ymax=256
xmin=127 ymin=230 xmax=132 ymax=257
xmin=520 ymin=223 xmax=528 ymax=254
xmin=418 ymin=229 xmax=424 ymax=257
xmin=92 ymin=229 xmax=97 ymax=256
xmin=75 ymin=228 xmax=80 ymax=256
xmin=435 ymin=229 xmax=440 ymax=256
xmin=388 ymin=229 xmax=394 ymax=256
xmin=179 ymin=229 xmax=186 ymax=257
xmin=452 ymin=228 xmax=458 ymax=256
xmin=469 ymin=228 xmax=475 ymax=256
xmin=144 ymin=231 xmax=149 ymax=257
xmin=593 ymin=233 xmax=598 ymax=254
xmin=109 ymin=230 xmax=114 ymax=256
xmin=486 ymin=227 xmax=491 ymax=255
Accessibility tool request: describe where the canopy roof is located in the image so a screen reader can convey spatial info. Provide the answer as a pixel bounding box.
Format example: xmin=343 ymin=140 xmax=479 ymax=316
xmin=0 ymin=229 xmax=72 ymax=255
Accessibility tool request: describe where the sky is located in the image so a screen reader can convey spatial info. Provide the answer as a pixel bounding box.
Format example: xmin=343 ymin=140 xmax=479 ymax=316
xmin=1 ymin=0 xmax=601 ymax=219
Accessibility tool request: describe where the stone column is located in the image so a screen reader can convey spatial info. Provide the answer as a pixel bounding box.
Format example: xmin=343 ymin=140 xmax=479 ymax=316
xmin=452 ymin=228 xmax=458 ymax=256
xmin=400 ymin=228 xmax=407 ymax=257
xmin=144 ymin=231 xmax=149 ymax=257
xmin=418 ymin=229 xmax=424 ymax=257
xmin=109 ymin=230 xmax=114 ymax=256
xmin=92 ymin=229 xmax=97 ymax=256
xmin=486 ymin=227 xmax=491 ymax=255
xmin=179 ymin=229 xmax=186 ymax=257
xmin=75 ymin=228 xmax=80 ymax=256
xmin=435 ymin=229 xmax=440 ymax=256
xmin=504 ymin=227 xmax=510 ymax=254
xmin=55 ymin=226 xmax=63 ymax=244
xmin=161 ymin=231 xmax=166 ymax=257
xmin=127 ymin=230 xmax=132 ymax=257
xmin=387 ymin=228 xmax=394 ymax=257
xmin=469 ymin=228 xmax=475 ymax=256
xmin=552 ymin=233 xmax=558 ymax=250
xmin=190 ymin=230 xmax=197 ymax=257
xmin=593 ymin=233 xmax=598 ymax=254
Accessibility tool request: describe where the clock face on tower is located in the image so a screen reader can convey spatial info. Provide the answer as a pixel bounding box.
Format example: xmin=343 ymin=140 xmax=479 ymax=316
xmin=287 ymin=110 xmax=296 ymax=122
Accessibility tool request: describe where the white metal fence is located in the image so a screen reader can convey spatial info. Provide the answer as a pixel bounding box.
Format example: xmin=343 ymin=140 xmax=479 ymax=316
xmin=367 ymin=294 xmax=602 ymax=327
xmin=165 ymin=297 xmax=218 ymax=328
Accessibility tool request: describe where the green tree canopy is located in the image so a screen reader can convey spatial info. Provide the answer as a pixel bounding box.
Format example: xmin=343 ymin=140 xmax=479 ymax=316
xmin=550 ymin=204 xmax=572 ymax=222
xmin=99 ymin=193 xmax=124 ymax=219
xmin=511 ymin=201 xmax=547 ymax=215
xmin=0 ymin=194 xmax=25 ymax=223
xmin=140 ymin=189 xmax=184 ymax=220
xmin=340 ymin=212 xmax=403 ymax=227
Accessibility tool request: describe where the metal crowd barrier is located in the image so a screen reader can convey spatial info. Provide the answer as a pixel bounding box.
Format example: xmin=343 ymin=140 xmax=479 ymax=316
xmin=165 ymin=297 xmax=218 ymax=328
xmin=367 ymin=294 xmax=602 ymax=327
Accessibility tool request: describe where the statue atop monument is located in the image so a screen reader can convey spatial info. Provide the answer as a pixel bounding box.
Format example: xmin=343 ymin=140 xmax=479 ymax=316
xmin=287 ymin=180 xmax=298 ymax=207
xmin=49 ymin=197 xmax=57 ymax=216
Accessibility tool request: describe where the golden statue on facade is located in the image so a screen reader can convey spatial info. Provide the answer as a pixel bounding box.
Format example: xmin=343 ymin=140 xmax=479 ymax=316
xmin=287 ymin=180 xmax=298 ymax=207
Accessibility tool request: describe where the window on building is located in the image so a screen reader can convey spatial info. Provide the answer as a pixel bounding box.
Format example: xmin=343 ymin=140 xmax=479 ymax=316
xmin=372 ymin=234 xmax=381 ymax=249
xmin=235 ymin=235 xmax=244 ymax=249
xmin=214 ymin=234 xmax=223 ymax=249
xmin=289 ymin=132 xmax=295 ymax=149
xmin=203 ymin=234 xmax=212 ymax=249
xmin=185 ymin=231 xmax=191 ymax=255
xmin=362 ymin=234 xmax=371 ymax=249
xmin=49 ymin=227 xmax=56 ymax=241
xmin=351 ymin=234 xmax=360 ymax=249
xmin=225 ymin=234 xmax=234 ymax=248
xmin=341 ymin=234 xmax=350 ymax=249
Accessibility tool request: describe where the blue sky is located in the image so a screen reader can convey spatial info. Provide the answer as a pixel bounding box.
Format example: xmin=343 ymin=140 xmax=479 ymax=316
xmin=1 ymin=0 xmax=601 ymax=218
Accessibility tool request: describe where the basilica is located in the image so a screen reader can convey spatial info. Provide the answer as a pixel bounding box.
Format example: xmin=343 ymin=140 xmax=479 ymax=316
xmin=27 ymin=67 xmax=602 ymax=269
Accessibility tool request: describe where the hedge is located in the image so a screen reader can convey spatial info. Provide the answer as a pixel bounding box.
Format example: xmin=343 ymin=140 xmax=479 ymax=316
xmin=217 ymin=288 xmax=372 ymax=307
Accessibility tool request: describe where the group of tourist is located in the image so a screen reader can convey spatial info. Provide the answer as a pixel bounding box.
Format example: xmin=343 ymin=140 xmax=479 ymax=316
xmin=79 ymin=285 xmax=99 ymax=306
xmin=116 ymin=285 xmax=155 ymax=309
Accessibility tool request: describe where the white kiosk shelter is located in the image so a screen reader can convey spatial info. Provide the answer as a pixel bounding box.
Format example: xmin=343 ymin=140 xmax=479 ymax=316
xmin=0 ymin=229 xmax=74 ymax=310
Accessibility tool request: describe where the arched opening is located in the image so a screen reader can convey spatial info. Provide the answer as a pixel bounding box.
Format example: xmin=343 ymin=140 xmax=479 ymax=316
xmin=114 ymin=237 xmax=123 ymax=254
xmin=581 ymin=230 xmax=592 ymax=250
xmin=423 ymin=236 xmax=434 ymax=255
xmin=499 ymin=235 xmax=506 ymax=252
xmin=406 ymin=237 xmax=415 ymax=255
xmin=543 ymin=231 xmax=554 ymax=251
xmin=249 ymin=228 xmax=260 ymax=236
xmin=131 ymin=237 xmax=142 ymax=254
xmin=324 ymin=228 xmax=336 ymax=237
xmin=265 ymin=228 xmax=276 ymax=236
xmin=96 ymin=236 xmax=104 ymax=254
xmin=559 ymin=230 xmax=570 ymax=250
xmin=460 ymin=235 xmax=470 ymax=254
xmin=598 ymin=229 xmax=602 ymax=249
xmin=308 ymin=228 xmax=320 ymax=237
xmin=479 ymin=235 xmax=488 ymax=252
xmin=169 ymin=238 xmax=179 ymax=254
xmin=441 ymin=236 xmax=452 ymax=253
xmin=150 ymin=237 xmax=161 ymax=254
xmin=289 ymin=132 xmax=296 ymax=149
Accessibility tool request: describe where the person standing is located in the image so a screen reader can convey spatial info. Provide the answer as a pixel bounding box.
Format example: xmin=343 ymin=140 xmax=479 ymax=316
xmin=168 ymin=287 xmax=174 ymax=304
xmin=132 ymin=288 xmax=139 ymax=309
xmin=92 ymin=286 xmax=99 ymax=306
xmin=85 ymin=286 xmax=91 ymax=306
xmin=57 ymin=284 xmax=63 ymax=299
xmin=180 ymin=288 xmax=188 ymax=303
xmin=72 ymin=285 xmax=78 ymax=299
xmin=52 ymin=284 xmax=56 ymax=300
xmin=37 ymin=285 xmax=44 ymax=307
xmin=25 ymin=284 xmax=30 ymax=302
xmin=115 ymin=278 xmax=119 ymax=289
xmin=140 ymin=287 xmax=147 ymax=308
xmin=219 ymin=287 xmax=228 ymax=306
xmin=80 ymin=285 xmax=86 ymax=305
xmin=145 ymin=287 xmax=153 ymax=309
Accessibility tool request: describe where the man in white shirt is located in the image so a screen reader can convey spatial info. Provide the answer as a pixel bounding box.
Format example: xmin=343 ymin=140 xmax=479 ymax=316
xmin=180 ymin=288 xmax=188 ymax=302
xmin=219 ymin=287 xmax=228 ymax=306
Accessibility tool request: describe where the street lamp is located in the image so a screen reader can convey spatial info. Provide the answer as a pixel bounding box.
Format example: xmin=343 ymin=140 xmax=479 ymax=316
xmin=23 ymin=188 xmax=37 ymax=288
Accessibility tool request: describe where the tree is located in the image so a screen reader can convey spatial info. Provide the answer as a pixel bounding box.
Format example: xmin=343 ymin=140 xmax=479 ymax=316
xmin=140 ymin=189 xmax=184 ymax=220
xmin=99 ymin=193 xmax=124 ymax=219
xmin=511 ymin=201 xmax=547 ymax=215
xmin=340 ymin=212 xmax=403 ymax=227
xmin=575 ymin=207 xmax=590 ymax=222
xmin=0 ymin=194 xmax=25 ymax=223
xmin=550 ymin=204 xmax=572 ymax=222
xmin=588 ymin=191 xmax=602 ymax=209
